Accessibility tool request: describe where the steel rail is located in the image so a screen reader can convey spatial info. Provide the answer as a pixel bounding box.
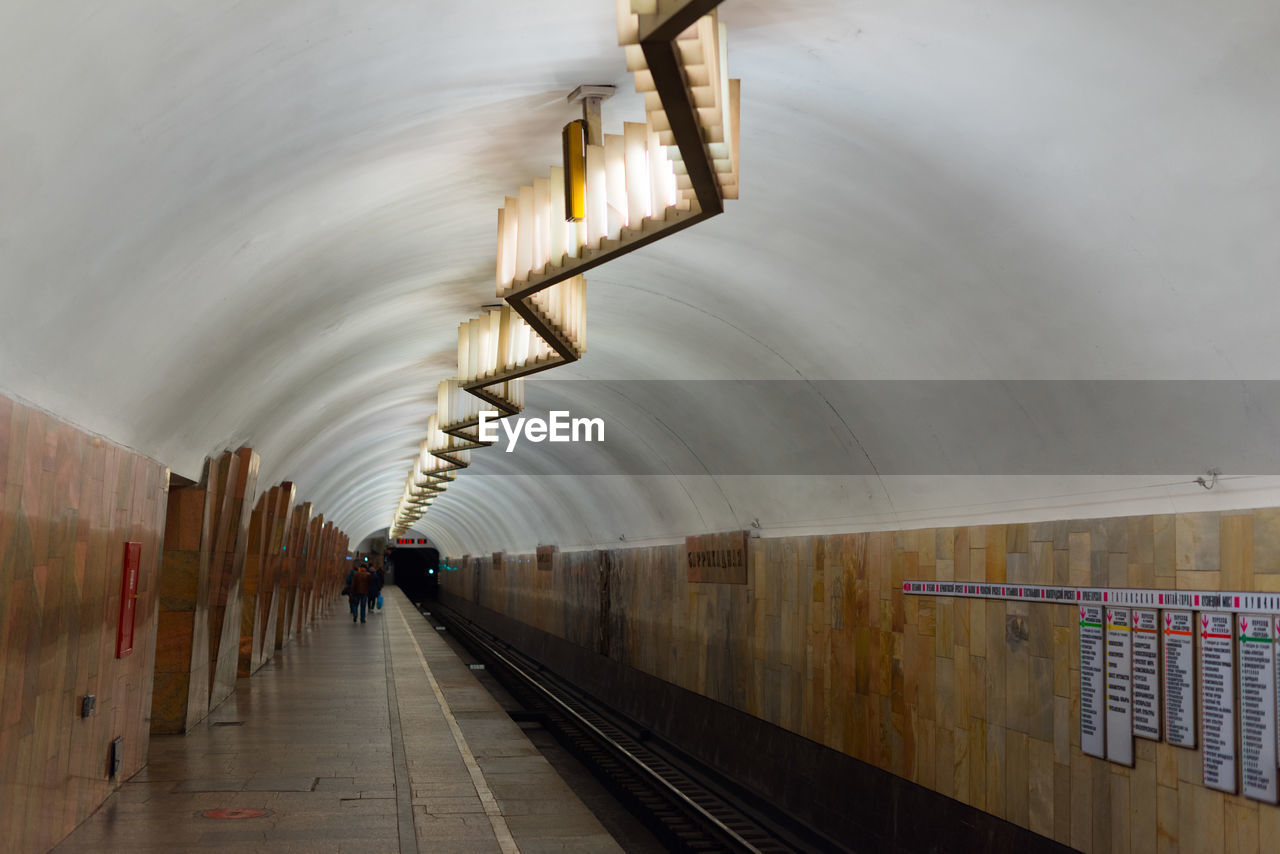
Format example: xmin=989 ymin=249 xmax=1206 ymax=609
xmin=428 ymin=605 xmax=770 ymax=853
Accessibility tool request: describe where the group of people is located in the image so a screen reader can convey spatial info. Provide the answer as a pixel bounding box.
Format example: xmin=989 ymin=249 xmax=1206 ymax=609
xmin=344 ymin=561 xmax=385 ymax=623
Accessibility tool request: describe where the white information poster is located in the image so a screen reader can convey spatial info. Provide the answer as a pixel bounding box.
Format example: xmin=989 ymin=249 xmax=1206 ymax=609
xmin=1080 ymin=604 xmax=1106 ymax=758
xmin=1164 ymin=610 xmax=1196 ymax=748
xmin=1132 ymin=609 xmax=1161 ymax=740
xmin=1201 ymin=611 xmax=1237 ymax=793
xmin=1106 ymin=608 xmax=1134 ymax=765
xmin=1275 ymin=615 xmax=1280 ymax=768
xmin=1238 ymin=614 xmax=1277 ymax=803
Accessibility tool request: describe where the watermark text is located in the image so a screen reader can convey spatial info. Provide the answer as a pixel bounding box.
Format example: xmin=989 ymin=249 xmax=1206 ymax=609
xmin=478 ymin=410 xmax=604 ymax=453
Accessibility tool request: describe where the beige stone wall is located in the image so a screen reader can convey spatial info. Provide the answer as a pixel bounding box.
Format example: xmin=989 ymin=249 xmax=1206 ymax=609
xmin=444 ymin=510 xmax=1280 ymax=853
xmin=0 ymin=394 xmax=169 ymax=854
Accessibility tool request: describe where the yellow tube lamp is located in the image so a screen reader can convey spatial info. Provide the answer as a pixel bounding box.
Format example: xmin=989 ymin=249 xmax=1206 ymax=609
xmin=562 ymin=120 xmax=586 ymax=222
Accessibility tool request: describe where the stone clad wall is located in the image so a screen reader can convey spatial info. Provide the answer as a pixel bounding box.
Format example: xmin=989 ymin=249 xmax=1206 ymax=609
xmin=0 ymin=392 xmax=352 ymax=852
xmin=443 ymin=510 xmax=1280 ymax=853
xmin=0 ymin=394 xmax=168 ymax=854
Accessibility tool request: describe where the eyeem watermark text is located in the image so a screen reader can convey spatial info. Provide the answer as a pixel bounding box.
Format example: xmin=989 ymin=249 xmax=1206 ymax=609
xmin=478 ymin=410 xmax=604 ymax=453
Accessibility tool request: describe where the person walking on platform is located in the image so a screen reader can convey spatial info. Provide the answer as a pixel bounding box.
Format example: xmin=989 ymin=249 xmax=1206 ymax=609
xmin=346 ymin=563 xmax=372 ymax=623
xmin=369 ymin=565 xmax=384 ymax=613
xmin=375 ymin=566 xmax=386 ymax=611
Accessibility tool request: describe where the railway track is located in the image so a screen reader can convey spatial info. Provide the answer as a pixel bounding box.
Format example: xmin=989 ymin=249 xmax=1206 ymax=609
xmin=418 ymin=602 xmax=837 ymax=854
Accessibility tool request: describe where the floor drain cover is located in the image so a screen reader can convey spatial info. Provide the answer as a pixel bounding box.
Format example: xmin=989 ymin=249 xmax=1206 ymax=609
xmin=200 ymin=808 xmax=271 ymax=820
xmin=211 ymin=721 xmax=244 ymax=727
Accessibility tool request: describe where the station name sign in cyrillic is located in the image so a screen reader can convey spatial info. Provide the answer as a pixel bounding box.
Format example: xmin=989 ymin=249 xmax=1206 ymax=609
xmin=685 ymin=530 xmax=749 ymax=585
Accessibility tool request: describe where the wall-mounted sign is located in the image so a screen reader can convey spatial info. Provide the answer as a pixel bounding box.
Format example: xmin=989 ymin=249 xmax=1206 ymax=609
xmin=1238 ymin=614 xmax=1277 ymax=803
xmin=1106 ymin=608 xmax=1134 ymax=766
xmin=1080 ymin=605 xmax=1106 ymax=759
xmin=1275 ymin=615 xmax=1280 ymax=768
xmin=492 ymin=552 xmax=505 ymax=571
xmin=116 ymin=542 xmax=141 ymax=658
xmin=396 ymin=538 xmax=414 ymax=544
xmin=1164 ymin=610 xmax=1196 ymax=748
xmin=536 ymin=545 xmax=557 ymax=572
xmin=1201 ymin=611 xmax=1237 ymax=793
xmin=903 ymin=581 xmax=1280 ymax=613
xmin=1132 ymin=609 xmax=1161 ymax=741
xmin=685 ymin=530 xmax=749 ymax=584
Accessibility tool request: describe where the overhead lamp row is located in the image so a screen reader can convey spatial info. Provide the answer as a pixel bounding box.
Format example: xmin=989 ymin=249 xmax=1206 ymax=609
xmin=391 ymin=0 xmax=740 ymax=538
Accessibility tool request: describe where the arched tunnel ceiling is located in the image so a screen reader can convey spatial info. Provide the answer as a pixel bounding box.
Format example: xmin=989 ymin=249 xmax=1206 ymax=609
xmin=3 ymin=0 xmax=1279 ymax=553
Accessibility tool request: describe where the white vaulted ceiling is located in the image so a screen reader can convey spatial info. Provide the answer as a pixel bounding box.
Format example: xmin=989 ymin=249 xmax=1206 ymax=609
xmin=3 ymin=0 xmax=1280 ymax=555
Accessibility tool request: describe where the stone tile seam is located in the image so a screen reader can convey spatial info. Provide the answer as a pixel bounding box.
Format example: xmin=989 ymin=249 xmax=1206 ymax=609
xmin=391 ymin=597 xmax=520 ymax=854
xmin=381 ymin=608 xmax=420 ymax=854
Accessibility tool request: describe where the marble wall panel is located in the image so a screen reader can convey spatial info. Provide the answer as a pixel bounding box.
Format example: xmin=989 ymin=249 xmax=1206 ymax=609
xmin=0 ymin=395 xmax=168 ymax=854
xmin=0 ymin=397 xmax=348 ymax=853
xmin=442 ymin=507 xmax=1280 ymax=853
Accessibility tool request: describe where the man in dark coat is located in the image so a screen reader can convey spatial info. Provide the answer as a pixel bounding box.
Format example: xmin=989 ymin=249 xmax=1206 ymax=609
xmin=369 ymin=565 xmax=384 ymax=612
xmin=346 ymin=564 xmax=372 ymax=623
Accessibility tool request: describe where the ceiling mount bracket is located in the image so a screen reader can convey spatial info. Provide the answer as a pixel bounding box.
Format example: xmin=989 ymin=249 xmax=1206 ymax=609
xmin=567 ymin=84 xmax=615 ymax=146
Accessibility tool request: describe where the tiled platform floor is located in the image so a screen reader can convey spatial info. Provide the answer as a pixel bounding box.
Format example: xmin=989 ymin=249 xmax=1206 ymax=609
xmin=53 ymin=589 xmax=624 ymax=854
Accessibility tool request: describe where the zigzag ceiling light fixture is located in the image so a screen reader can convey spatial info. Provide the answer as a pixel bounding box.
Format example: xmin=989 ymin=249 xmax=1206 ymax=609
xmin=391 ymin=0 xmax=741 ymax=538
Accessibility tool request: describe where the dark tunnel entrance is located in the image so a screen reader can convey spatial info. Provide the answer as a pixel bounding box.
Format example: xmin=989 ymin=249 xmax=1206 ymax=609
xmin=387 ymin=546 xmax=439 ymax=602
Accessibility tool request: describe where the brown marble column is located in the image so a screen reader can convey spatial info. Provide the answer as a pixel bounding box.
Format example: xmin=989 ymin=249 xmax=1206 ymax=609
xmin=150 ymin=457 xmax=216 ymax=735
xmin=334 ymin=531 xmax=349 ymax=607
xmin=295 ymin=513 xmax=322 ymax=636
xmin=276 ymin=502 xmax=311 ymax=650
xmin=257 ymin=482 xmax=294 ymax=669
xmin=237 ymin=491 xmax=268 ymax=677
xmin=320 ymin=530 xmax=349 ymax=611
xmin=206 ymin=448 xmax=258 ymax=711
xmin=152 ymin=447 xmax=260 ymax=729
xmin=308 ymin=520 xmax=332 ymax=624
